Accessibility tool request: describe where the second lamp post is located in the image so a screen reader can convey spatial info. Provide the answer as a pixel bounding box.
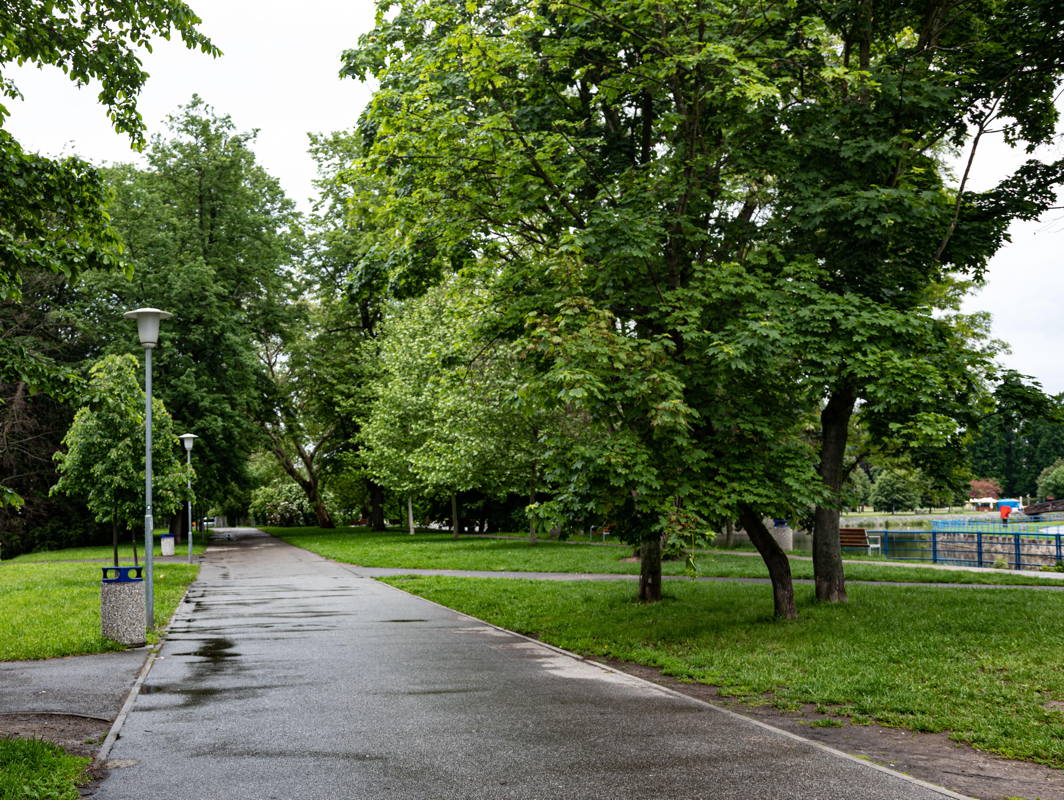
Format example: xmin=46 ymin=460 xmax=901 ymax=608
xmin=178 ymin=433 xmax=198 ymax=564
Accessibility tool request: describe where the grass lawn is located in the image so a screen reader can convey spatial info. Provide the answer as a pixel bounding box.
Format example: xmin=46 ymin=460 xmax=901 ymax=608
xmin=0 ymin=738 xmax=89 ymax=800
xmin=9 ymin=537 xmax=208 ymax=563
xmin=267 ymin=527 xmax=1064 ymax=587
xmin=382 ymin=575 xmax=1064 ymax=768
xmin=0 ymin=561 xmax=199 ymax=660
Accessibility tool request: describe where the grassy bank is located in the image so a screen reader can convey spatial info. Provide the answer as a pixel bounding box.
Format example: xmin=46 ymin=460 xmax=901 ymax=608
xmin=268 ymin=527 xmax=1064 ymax=587
xmin=382 ymin=575 xmax=1064 ymax=768
xmin=0 ymin=561 xmax=199 ymax=660
xmin=0 ymin=738 xmax=89 ymax=800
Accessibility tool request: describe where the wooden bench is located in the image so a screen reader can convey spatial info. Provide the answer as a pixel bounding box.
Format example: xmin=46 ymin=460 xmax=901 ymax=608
xmin=590 ymin=524 xmax=613 ymax=542
xmin=839 ymin=527 xmax=881 ymax=556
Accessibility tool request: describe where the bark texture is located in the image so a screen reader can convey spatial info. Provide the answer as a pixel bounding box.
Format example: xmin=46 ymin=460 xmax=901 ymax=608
xmin=739 ymin=505 xmax=797 ymax=619
xmin=367 ymin=481 xmax=386 ymax=531
xmin=639 ymin=532 xmax=662 ymax=602
xmin=813 ymin=385 xmax=857 ymax=603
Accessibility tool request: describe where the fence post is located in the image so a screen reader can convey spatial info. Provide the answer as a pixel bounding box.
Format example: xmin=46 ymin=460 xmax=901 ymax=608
xmin=1056 ymin=531 xmax=1063 ymax=566
xmin=1014 ymin=531 xmax=1022 ymax=570
xmin=882 ymin=531 xmax=889 ymax=559
xmin=931 ymin=529 xmax=938 ymax=564
xmin=976 ymin=531 xmax=983 ymax=568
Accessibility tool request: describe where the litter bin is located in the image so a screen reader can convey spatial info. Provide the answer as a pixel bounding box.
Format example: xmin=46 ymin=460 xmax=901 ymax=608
xmin=161 ymin=532 xmax=175 ymax=556
xmin=100 ymin=566 xmax=146 ymax=646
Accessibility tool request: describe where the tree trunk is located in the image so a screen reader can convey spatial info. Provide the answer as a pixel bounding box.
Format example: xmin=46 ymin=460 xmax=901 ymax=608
xmin=639 ymin=531 xmax=662 ymax=602
xmin=406 ymin=496 xmax=415 ymax=535
xmin=169 ymin=512 xmax=189 ymax=546
xmin=451 ymin=492 xmax=459 ymax=539
xmin=528 ymin=486 xmax=536 ymax=544
xmin=130 ymin=524 xmax=138 ymax=567
xmin=368 ymin=480 xmax=386 ymax=531
xmin=311 ymin=496 xmax=334 ymax=529
xmin=813 ymin=385 xmax=856 ymax=603
xmin=739 ymin=505 xmax=797 ymax=619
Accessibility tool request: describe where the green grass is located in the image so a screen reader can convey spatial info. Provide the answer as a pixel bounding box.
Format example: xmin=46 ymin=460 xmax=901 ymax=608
xmin=382 ymin=575 xmax=1064 ymax=768
xmin=0 ymin=737 xmax=90 ymax=799
xmin=9 ymin=538 xmax=208 ymax=563
xmin=267 ymin=527 xmax=1064 ymax=586
xmin=0 ymin=561 xmax=199 ymax=660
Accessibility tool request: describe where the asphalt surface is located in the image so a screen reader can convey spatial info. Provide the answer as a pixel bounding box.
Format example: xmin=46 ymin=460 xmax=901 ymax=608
xmin=0 ymin=648 xmax=146 ymax=721
xmin=88 ymin=528 xmax=968 ymax=799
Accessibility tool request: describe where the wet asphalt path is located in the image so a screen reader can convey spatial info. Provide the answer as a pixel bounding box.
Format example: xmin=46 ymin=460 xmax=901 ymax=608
xmin=95 ymin=528 xmax=964 ymax=799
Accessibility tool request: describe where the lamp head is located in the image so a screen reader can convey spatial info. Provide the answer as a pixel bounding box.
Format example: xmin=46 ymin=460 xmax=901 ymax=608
xmin=122 ymin=308 xmax=173 ymax=348
xmin=178 ymin=433 xmax=198 ymax=452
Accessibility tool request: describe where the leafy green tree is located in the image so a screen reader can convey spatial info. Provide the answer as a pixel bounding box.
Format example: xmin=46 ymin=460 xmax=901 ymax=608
xmin=763 ymin=0 xmax=1064 ymax=602
xmin=869 ymin=469 xmax=920 ymax=514
xmin=0 ymin=1 xmax=216 ymax=506
xmin=51 ymin=354 xmax=188 ymax=563
xmin=970 ymin=381 xmax=1064 ymax=497
xmin=76 ymin=99 xmax=301 ymax=519
xmin=361 ymin=275 xmax=545 ymax=537
xmin=344 ymin=0 xmax=1064 ymax=615
xmin=1036 ymin=459 xmax=1064 ymax=500
xmin=345 ymin=0 xmax=833 ymax=614
xmin=841 ymin=467 xmax=872 ymax=510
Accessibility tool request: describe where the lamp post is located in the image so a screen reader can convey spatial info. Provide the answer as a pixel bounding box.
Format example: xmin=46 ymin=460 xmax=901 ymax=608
xmin=178 ymin=433 xmax=198 ymax=564
xmin=123 ymin=307 xmax=172 ymax=632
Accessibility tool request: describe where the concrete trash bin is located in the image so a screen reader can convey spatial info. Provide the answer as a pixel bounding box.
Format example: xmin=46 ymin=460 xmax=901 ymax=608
xmin=161 ymin=533 xmax=175 ymax=556
xmin=101 ymin=566 xmax=146 ymax=646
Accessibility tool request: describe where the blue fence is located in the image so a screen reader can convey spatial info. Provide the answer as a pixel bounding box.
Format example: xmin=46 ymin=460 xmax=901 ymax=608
xmin=864 ymin=520 xmax=1064 ymax=571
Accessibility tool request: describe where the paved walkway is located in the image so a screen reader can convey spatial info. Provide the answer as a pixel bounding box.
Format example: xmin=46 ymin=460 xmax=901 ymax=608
xmin=93 ymin=528 xmax=965 ymax=799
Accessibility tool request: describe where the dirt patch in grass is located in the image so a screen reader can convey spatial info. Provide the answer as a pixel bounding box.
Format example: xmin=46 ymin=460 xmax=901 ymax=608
xmin=606 ymin=659 xmax=1064 ymax=800
xmin=0 ymin=712 xmax=110 ymax=794
xmin=0 ymin=712 xmax=109 ymax=759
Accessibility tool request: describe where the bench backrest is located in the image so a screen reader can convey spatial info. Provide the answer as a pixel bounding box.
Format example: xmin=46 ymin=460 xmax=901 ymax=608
xmin=839 ymin=527 xmax=869 ymax=547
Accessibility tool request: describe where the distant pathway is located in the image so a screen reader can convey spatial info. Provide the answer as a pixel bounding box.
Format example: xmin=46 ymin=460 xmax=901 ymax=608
xmin=95 ymin=528 xmax=964 ymax=799
xmin=344 ymin=564 xmax=1064 ymax=591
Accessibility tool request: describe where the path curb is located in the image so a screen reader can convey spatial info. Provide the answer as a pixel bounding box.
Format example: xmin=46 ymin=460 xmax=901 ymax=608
xmin=94 ymin=576 xmax=201 ymax=767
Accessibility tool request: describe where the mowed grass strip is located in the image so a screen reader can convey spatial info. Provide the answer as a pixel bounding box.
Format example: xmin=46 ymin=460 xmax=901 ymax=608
xmin=268 ymin=527 xmax=1064 ymax=587
xmin=382 ymin=575 xmax=1064 ymax=768
xmin=10 ymin=540 xmax=208 ymax=563
xmin=0 ymin=737 xmax=89 ymax=800
xmin=0 ymin=562 xmax=199 ymax=660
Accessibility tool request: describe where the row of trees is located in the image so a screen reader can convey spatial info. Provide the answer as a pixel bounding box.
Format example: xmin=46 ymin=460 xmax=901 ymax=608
xmin=5 ymin=1 xmax=1064 ymax=623
xmin=2 ymin=94 xmax=302 ymax=554
xmin=319 ymin=0 xmax=1064 ymax=617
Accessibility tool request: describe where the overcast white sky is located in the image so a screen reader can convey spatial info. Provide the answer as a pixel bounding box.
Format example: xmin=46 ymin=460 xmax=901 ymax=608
xmin=5 ymin=1 xmax=1062 ymax=394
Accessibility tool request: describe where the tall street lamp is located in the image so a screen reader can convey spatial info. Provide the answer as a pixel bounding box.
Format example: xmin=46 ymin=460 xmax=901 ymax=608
xmin=123 ymin=307 xmax=172 ymax=632
xmin=178 ymin=433 xmax=198 ymax=564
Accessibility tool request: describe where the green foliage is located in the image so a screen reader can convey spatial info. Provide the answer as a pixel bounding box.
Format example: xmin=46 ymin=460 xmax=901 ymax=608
xmin=1036 ymin=459 xmax=1064 ymax=500
xmin=360 ymin=274 xmax=544 ymax=502
xmin=869 ymin=469 xmax=921 ymax=513
xmin=841 ymin=467 xmax=872 ymax=509
xmin=249 ymin=480 xmax=315 ymax=527
xmin=387 ymin=577 xmax=1064 ymax=767
xmin=970 ymin=386 xmax=1064 ymax=497
xmin=0 ymin=5 xmax=217 ymax=510
xmin=51 ymin=354 xmax=188 ymax=530
xmin=0 ymin=737 xmax=89 ymax=800
xmin=342 ymin=0 xmax=1064 ymax=582
xmin=81 ymin=98 xmax=301 ymax=512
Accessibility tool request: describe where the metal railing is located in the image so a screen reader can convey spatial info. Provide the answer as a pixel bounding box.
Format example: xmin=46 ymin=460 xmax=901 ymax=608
xmin=862 ymin=525 xmax=1064 ymax=571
